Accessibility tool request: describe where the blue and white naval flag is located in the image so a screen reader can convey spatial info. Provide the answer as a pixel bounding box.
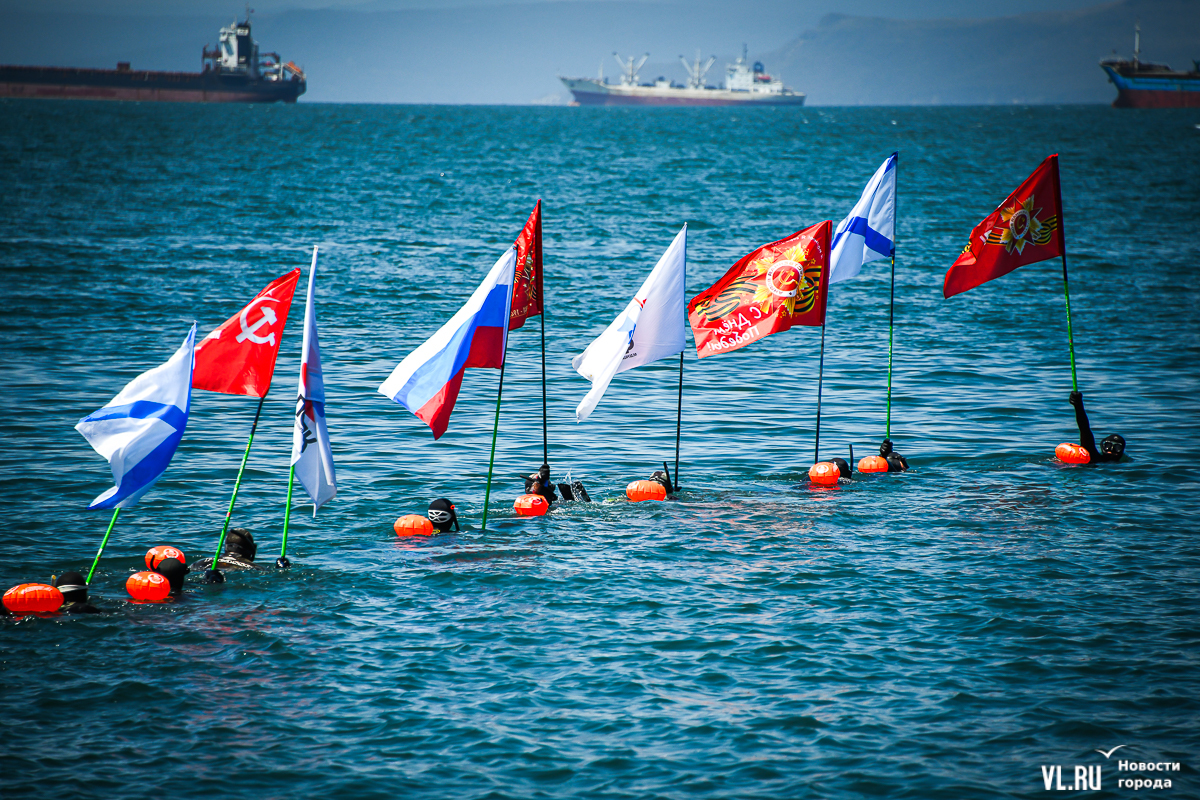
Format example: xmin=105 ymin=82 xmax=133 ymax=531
xmin=573 ymin=224 xmax=687 ymax=422
xmin=292 ymin=246 xmax=336 ymax=513
xmin=75 ymin=324 xmax=196 ymax=510
xmin=829 ymin=153 xmax=897 ymax=285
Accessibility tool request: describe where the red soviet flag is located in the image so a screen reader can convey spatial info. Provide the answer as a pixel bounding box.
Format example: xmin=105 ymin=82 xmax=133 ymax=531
xmin=193 ymin=268 xmax=301 ymax=397
xmin=944 ymin=154 xmax=1065 ymax=299
xmin=688 ymin=220 xmax=831 ymax=358
xmin=509 ymin=200 xmax=543 ymax=330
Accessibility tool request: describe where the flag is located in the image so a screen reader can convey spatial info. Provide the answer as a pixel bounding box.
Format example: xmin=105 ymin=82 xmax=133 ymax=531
xmin=75 ymin=324 xmax=196 ymax=510
xmin=291 ymin=247 xmax=336 ymax=513
xmin=379 ymin=246 xmax=517 ymax=439
xmin=688 ymin=220 xmax=831 ymax=358
xmin=193 ymin=268 xmax=301 ymax=397
xmin=572 ymin=225 xmax=687 ymax=422
xmin=829 ymin=153 xmax=896 ymax=285
xmin=944 ymin=154 xmax=1065 ymax=299
xmin=509 ymin=200 xmax=543 ymax=330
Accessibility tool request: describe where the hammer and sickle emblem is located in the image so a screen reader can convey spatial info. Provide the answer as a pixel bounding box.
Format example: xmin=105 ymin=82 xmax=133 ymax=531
xmin=236 ymin=297 xmax=279 ymax=345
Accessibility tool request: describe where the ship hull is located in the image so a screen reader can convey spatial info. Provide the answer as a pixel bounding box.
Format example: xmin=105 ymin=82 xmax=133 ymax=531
xmin=0 ymin=66 xmax=305 ymax=103
xmin=1101 ymin=64 xmax=1200 ymax=108
xmin=561 ymin=77 xmax=804 ymax=107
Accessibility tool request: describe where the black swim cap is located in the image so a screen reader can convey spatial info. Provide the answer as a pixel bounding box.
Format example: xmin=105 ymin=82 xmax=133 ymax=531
xmin=1101 ymin=434 xmax=1125 ymax=458
xmin=427 ymin=498 xmax=459 ymax=532
xmin=879 ymin=439 xmax=894 ymax=457
xmin=154 ymin=558 xmax=188 ymax=593
xmin=224 ymin=528 xmax=257 ymax=561
xmin=537 ymin=463 xmax=551 ymax=481
xmin=831 ymin=458 xmax=852 ymax=479
xmin=54 ymin=571 xmax=88 ymax=603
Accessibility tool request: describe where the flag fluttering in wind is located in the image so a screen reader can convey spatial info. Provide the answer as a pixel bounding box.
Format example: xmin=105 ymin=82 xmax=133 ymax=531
xmin=193 ymin=269 xmax=301 ymax=397
xmin=573 ymin=224 xmax=687 ymax=422
xmin=291 ymin=247 xmax=336 ymax=513
xmin=509 ymin=201 xmax=543 ymax=331
xmin=75 ymin=324 xmax=196 ymax=510
xmin=830 ymin=153 xmax=896 ymax=285
xmin=688 ymin=221 xmax=831 ymax=358
xmin=944 ymin=154 xmax=1064 ymax=299
xmin=379 ymin=246 xmax=517 ymax=439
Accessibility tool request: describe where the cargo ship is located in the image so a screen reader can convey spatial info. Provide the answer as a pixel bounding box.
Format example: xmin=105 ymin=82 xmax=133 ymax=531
xmin=560 ymin=47 xmax=804 ymax=107
xmin=1099 ymin=24 xmax=1199 ymax=108
xmin=0 ymin=14 xmax=305 ymax=103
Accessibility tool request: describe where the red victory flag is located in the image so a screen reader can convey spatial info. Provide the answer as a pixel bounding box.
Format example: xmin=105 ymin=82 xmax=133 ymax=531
xmin=509 ymin=200 xmax=543 ymax=330
xmin=193 ymin=268 xmax=301 ymax=397
xmin=688 ymin=220 xmax=831 ymax=358
xmin=944 ymin=154 xmax=1066 ymax=299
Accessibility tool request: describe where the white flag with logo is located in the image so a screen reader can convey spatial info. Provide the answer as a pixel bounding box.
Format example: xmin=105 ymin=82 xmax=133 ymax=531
xmin=75 ymin=324 xmax=196 ymax=510
xmin=572 ymin=224 xmax=687 ymax=422
xmin=291 ymin=246 xmax=336 ymax=513
xmin=829 ymin=153 xmax=897 ymax=285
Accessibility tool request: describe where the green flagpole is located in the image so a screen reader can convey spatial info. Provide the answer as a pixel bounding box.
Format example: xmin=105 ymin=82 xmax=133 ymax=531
xmin=886 ymin=252 xmax=895 ymax=439
xmin=1060 ymin=253 xmax=1079 ymax=392
xmin=814 ymin=323 xmax=827 ymax=464
xmin=674 ymin=351 xmax=683 ymax=491
xmin=480 ymin=362 xmax=506 ymax=532
xmin=277 ymin=464 xmax=295 ymax=568
xmin=205 ymin=396 xmax=265 ymax=582
xmin=85 ymin=508 xmax=121 ymax=584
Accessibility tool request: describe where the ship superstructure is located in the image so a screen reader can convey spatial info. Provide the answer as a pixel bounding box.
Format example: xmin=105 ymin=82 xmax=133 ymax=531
xmin=1099 ymin=24 xmax=1199 ymax=108
xmin=0 ymin=13 xmax=306 ymax=103
xmin=560 ymin=46 xmax=804 ymax=107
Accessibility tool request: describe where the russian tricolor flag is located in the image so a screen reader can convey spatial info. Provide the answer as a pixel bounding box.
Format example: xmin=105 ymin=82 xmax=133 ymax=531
xmin=379 ymin=246 xmax=517 ymax=439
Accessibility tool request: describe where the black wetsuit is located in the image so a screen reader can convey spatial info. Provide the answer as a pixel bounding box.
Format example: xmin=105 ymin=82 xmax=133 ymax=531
xmin=1071 ymin=392 xmax=1121 ymax=463
xmin=524 ymin=474 xmax=558 ymax=502
xmin=191 ymin=554 xmax=265 ymax=572
xmin=61 ymin=600 xmax=101 ymax=614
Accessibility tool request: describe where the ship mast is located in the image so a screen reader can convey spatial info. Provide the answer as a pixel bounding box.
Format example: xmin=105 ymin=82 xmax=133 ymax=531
xmin=680 ymin=50 xmax=716 ymax=90
xmin=613 ymin=52 xmax=649 ymax=86
xmin=1133 ymin=21 xmax=1140 ymax=67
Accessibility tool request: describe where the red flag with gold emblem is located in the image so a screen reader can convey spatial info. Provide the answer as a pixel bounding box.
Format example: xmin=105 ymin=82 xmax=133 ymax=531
xmin=193 ymin=268 xmax=301 ymax=397
xmin=944 ymin=154 xmax=1065 ymax=299
xmin=688 ymin=220 xmax=831 ymax=359
xmin=509 ymin=200 xmax=543 ymax=330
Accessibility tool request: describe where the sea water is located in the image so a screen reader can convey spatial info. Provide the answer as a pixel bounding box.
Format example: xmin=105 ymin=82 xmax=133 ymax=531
xmin=1 ymin=101 xmax=1199 ymax=799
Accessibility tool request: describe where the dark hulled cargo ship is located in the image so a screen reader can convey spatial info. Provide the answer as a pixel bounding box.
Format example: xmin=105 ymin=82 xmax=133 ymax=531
xmin=0 ymin=15 xmax=305 ymax=103
xmin=1100 ymin=25 xmax=1199 ymax=109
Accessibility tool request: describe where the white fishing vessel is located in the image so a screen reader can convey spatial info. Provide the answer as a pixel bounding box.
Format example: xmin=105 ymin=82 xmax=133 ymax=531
xmin=560 ymin=47 xmax=805 ymax=107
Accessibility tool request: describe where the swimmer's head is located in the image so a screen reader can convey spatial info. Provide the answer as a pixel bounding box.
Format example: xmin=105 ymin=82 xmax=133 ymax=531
xmin=1101 ymin=434 xmax=1125 ymax=458
xmin=153 ymin=557 xmax=188 ymax=593
xmin=649 ymin=470 xmax=672 ymax=491
xmin=537 ymin=463 xmax=551 ymax=482
xmin=879 ymin=439 xmax=894 ymax=457
xmin=224 ymin=528 xmax=257 ymax=561
xmin=53 ymin=571 xmax=88 ymax=603
xmin=831 ymin=458 xmax=852 ymax=479
xmin=427 ymin=498 xmax=459 ymax=532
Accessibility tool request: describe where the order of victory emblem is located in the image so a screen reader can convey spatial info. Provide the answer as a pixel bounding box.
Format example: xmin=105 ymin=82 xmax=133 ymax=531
xmin=983 ymin=194 xmax=1057 ymax=255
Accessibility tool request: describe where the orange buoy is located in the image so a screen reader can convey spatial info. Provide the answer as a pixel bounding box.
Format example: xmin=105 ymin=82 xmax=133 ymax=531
xmin=857 ymin=455 xmax=889 ymax=474
xmin=126 ymin=571 xmax=171 ymax=603
xmin=626 ymin=480 xmax=667 ymax=502
xmin=394 ymin=514 xmax=434 ymax=537
xmin=514 ymin=493 xmax=549 ymax=516
xmin=1055 ymin=442 xmax=1091 ymax=464
xmin=145 ymin=545 xmax=186 ymax=570
xmin=808 ymin=462 xmax=840 ymax=486
xmin=3 ymin=583 xmax=64 ymax=615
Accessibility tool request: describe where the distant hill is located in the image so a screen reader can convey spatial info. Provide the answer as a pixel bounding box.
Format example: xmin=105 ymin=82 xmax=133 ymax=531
xmin=0 ymin=0 xmax=1194 ymax=104
xmin=767 ymin=0 xmax=1200 ymax=105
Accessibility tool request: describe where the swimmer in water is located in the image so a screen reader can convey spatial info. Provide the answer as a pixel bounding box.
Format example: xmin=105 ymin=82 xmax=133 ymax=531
xmin=153 ymin=558 xmax=188 ymax=595
xmin=523 ymin=464 xmax=558 ymax=502
xmin=830 ymin=457 xmax=853 ymax=480
xmin=192 ymin=528 xmax=266 ymax=573
xmin=53 ymin=571 xmax=100 ymax=614
xmin=879 ymin=439 xmax=909 ymax=472
xmin=1069 ymin=391 xmax=1126 ymax=463
xmin=648 ymin=462 xmax=677 ymax=495
xmin=427 ymin=498 xmax=460 ymax=533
